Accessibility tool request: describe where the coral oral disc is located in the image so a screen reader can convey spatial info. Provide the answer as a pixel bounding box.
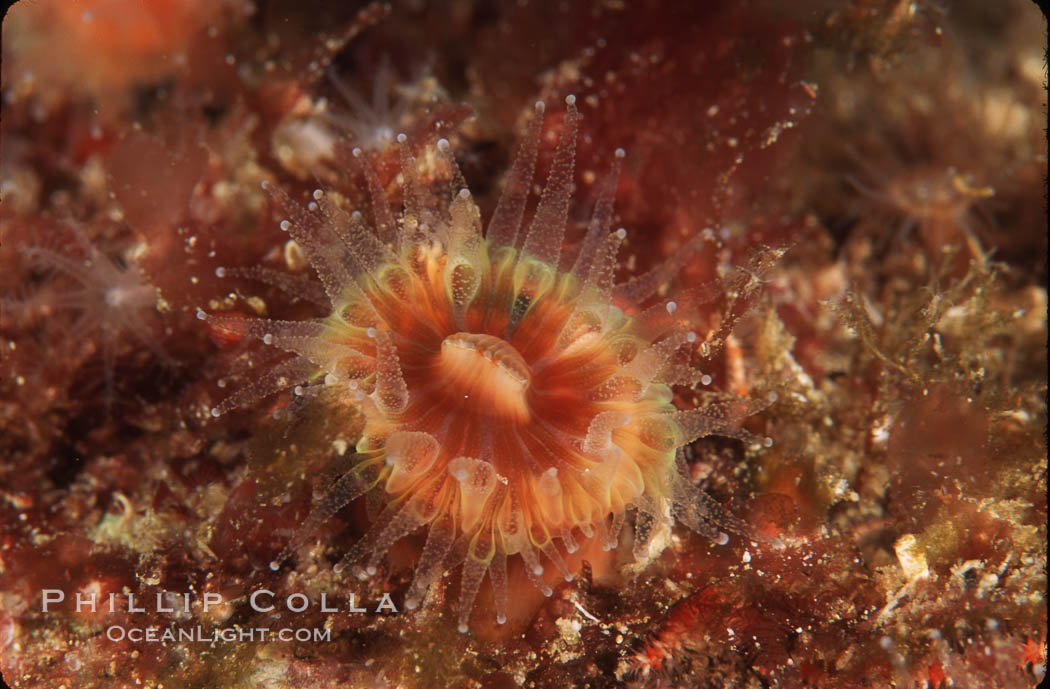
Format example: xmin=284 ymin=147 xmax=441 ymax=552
xmin=438 ymin=332 xmax=531 ymax=421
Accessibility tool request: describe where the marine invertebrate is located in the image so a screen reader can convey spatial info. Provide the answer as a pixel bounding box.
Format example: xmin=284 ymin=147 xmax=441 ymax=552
xmin=324 ymin=57 xmax=444 ymax=152
xmin=272 ymin=57 xmax=449 ymax=179
xmin=8 ymin=225 xmax=171 ymax=408
xmin=846 ymin=152 xmax=996 ymax=262
xmin=618 ymin=588 xmax=723 ymax=684
xmin=200 ymin=97 xmax=768 ymax=632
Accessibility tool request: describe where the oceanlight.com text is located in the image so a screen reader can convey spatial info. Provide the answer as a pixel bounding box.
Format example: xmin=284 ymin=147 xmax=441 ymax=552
xmin=106 ymin=624 xmax=332 ymax=643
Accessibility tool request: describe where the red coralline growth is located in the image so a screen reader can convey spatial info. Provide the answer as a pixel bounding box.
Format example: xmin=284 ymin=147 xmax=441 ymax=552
xmin=0 ymin=1 xmax=1044 ymax=689
xmin=474 ymin=1 xmax=815 ymax=282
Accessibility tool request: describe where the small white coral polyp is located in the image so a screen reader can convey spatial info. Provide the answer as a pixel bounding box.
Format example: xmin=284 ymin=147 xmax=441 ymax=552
xmin=203 ymin=97 xmax=766 ymax=632
xmin=16 ymin=228 xmax=167 ymax=405
xmin=323 ymin=57 xmax=440 ymax=151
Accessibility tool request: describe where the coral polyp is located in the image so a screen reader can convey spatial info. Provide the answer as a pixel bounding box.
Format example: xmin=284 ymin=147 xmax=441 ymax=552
xmin=201 ymin=97 xmax=765 ymax=632
xmin=7 ymin=225 xmax=171 ymax=409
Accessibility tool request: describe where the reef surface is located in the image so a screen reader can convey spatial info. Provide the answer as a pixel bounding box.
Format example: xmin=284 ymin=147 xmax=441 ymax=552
xmin=0 ymin=1 xmax=1045 ymax=688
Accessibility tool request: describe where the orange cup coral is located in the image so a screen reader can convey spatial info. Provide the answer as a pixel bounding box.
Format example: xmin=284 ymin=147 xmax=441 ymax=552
xmin=200 ymin=97 xmax=768 ymax=632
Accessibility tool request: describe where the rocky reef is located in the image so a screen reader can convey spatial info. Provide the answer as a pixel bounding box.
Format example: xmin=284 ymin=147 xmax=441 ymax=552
xmin=1 ymin=1 xmax=1045 ymax=688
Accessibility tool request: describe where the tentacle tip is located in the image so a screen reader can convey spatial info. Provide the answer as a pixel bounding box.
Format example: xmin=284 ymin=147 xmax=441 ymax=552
xmin=365 ymin=565 xmax=377 ymax=576
xmin=268 ymin=560 xmax=280 ymax=572
xmin=565 ymin=94 xmax=577 ymax=106
xmin=404 ymin=598 xmax=419 ymax=611
xmin=332 ymin=563 xmax=345 ymax=575
xmin=715 ymin=532 xmax=730 ymax=546
xmin=437 ymin=138 xmax=450 ymax=152
xmin=214 ymin=267 xmax=226 ymax=278
xmin=614 ymin=147 xmax=626 ymax=158
xmin=352 ymin=147 xmax=363 ymax=158
xmin=209 ymin=408 xmax=221 ymax=418
xmin=195 ymin=308 xmax=207 ymax=320
xmin=260 ymin=180 xmax=270 ymax=190
xmin=563 ymin=573 xmax=574 ymax=582
xmin=457 ymin=623 xmax=469 ymax=634
xmin=396 ymin=133 xmax=408 ymax=144
xmin=541 ymin=587 xmax=553 ymax=597
xmin=532 ymin=564 xmax=544 ymax=576
xmin=534 ymin=100 xmax=545 ymax=113
xmin=497 ymin=614 xmax=507 ymax=625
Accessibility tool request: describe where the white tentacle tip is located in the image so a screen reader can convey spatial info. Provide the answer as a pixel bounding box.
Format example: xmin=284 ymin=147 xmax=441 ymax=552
xmin=457 ymin=623 xmax=469 ymax=634
xmin=614 ymin=147 xmax=626 ymax=158
xmin=565 ymin=94 xmax=577 ymax=106
xmin=268 ymin=560 xmax=280 ymax=572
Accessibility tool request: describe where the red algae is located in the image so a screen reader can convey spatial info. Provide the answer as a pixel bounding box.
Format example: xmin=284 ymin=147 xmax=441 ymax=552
xmin=1 ymin=1 xmax=1045 ymax=689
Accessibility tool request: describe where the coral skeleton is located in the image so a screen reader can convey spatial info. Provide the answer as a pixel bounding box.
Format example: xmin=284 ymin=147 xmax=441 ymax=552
xmin=200 ymin=97 xmax=767 ymax=632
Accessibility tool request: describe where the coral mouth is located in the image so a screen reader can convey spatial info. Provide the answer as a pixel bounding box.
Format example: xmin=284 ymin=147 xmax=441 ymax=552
xmin=438 ymin=332 xmax=531 ymax=422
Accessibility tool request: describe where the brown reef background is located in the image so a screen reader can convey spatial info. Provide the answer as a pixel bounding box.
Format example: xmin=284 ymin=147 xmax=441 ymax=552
xmin=0 ymin=1 xmax=1046 ymax=688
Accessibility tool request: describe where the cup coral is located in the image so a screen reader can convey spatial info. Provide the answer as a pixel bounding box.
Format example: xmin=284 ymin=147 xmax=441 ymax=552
xmin=9 ymin=226 xmax=171 ymax=410
xmin=200 ymin=96 xmax=768 ymax=632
